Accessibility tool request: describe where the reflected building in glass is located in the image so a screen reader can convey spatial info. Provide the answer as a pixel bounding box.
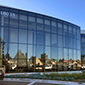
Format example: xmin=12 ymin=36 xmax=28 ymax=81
xmin=0 ymin=5 xmax=81 ymax=72
xmin=81 ymin=30 xmax=85 ymax=69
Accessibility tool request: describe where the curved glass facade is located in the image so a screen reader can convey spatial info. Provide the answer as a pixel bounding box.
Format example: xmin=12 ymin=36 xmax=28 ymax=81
xmin=81 ymin=30 xmax=85 ymax=69
xmin=0 ymin=6 xmax=81 ymax=72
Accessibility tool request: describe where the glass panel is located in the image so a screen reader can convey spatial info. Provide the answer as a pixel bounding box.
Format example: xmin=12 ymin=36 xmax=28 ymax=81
xmin=20 ymin=14 xmax=27 ymax=20
xmin=63 ymin=37 xmax=68 ymax=47
xmin=45 ymin=25 xmax=50 ymax=32
xmin=19 ymin=29 xmax=27 ymax=43
xmin=73 ymin=39 xmax=77 ymax=49
xmin=37 ymin=23 xmax=43 ymax=31
xmin=28 ymin=22 xmax=35 ymax=30
xmin=10 ymin=28 xmax=18 ymax=42
xmin=19 ymin=20 xmax=27 ymax=29
xmin=18 ymin=59 xmax=26 ymax=67
xmin=52 ymin=34 xmax=57 ymax=46
xmin=73 ymin=28 xmax=76 ymax=38
xmin=63 ymin=25 xmax=68 ymax=36
xmin=37 ymin=18 xmax=43 ymax=24
xmin=37 ymin=32 xmax=43 ymax=45
xmin=45 ymin=33 xmax=50 ymax=45
xmin=9 ymin=44 xmax=17 ymax=59
xmin=69 ymin=49 xmax=73 ymax=60
xmin=45 ymin=20 xmax=50 ymax=25
xmin=29 ymin=16 xmax=35 ymax=22
xmin=4 ymin=27 xmax=8 ymax=42
xmin=58 ymin=23 xmax=62 ymax=35
xmin=58 ymin=35 xmax=62 ymax=47
xmin=1 ymin=27 xmax=8 ymax=42
xmin=28 ymin=45 xmax=33 ymax=59
xmin=52 ymin=47 xmax=57 ymax=60
xmin=69 ymin=37 xmax=72 ymax=48
xmin=64 ymin=48 xmax=69 ymax=71
xmin=52 ymin=21 xmax=56 ymax=27
xmin=1 ymin=15 xmax=9 ymax=26
xmin=45 ymin=46 xmax=51 ymax=59
xmin=81 ymin=47 xmax=85 ymax=55
xmin=73 ymin=50 xmax=76 ymax=60
xmin=69 ymin=26 xmax=72 ymax=37
xmin=19 ymin=14 xmax=27 ymax=29
xmin=19 ymin=44 xmax=27 ymax=59
xmin=1 ymin=27 xmax=4 ymax=42
xmin=28 ymin=16 xmax=36 ymax=30
xmin=3 ymin=43 xmax=8 ymax=59
xmin=64 ymin=48 xmax=68 ymax=60
xmin=10 ymin=13 xmax=18 ymax=28
xmin=36 ymin=45 xmax=43 ymax=71
xmin=58 ymin=48 xmax=63 ymax=61
xmin=58 ymin=48 xmax=63 ymax=71
xmin=28 ymin=31 xmax=36 ymax=44
xmin=77 ymin=39 xmax=80 ymax=49
xmin=52 ymin=21 xmax=57 ymax=33
xmin=45 ymin=20 xmax=50 ymax=32
xmin=28 ymin=45 xmax=36 ymax=72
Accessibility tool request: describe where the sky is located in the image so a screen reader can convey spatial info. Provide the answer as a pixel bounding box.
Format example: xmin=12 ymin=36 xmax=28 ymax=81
xmin=0 ymin=0 xmax=85 ymax=29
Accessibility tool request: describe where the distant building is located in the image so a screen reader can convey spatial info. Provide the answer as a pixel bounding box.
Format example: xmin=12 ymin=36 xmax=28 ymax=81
xmin=81 ymin=30 xmax=85 ymax=69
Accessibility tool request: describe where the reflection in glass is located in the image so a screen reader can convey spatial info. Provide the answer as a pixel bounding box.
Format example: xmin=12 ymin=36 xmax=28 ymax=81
xmin=69 ymin=38 xmax=72 ymax=48
xmin=58 ymin=48 xmax=63 ymax=61
xmin=37 ymin=18 xmax=43 ymax=31
xmin=45 ymin=20 xmax=50 ymax=32
xmin=73 ymin=28 xmax=76 ymax=38
xmin=45 ymin=33 xmax=50 ymax=45
xmin=73 ymin=50 xmax=76 ymax=60
xmin=1 ymin=15 xmax=9 ymax=26
xmin=52 ymin=21 xmax=57 ymax=33
xmin=1 ymin=27 xmax=8 ymax=42
xmin=52 ymin=34 xmax=57 ymax=46
xmin=19 ymin=14 xmax=27 ymax=29
xmin=9 ymin=44 xmax=17 ymax=59
xmin=19 ymin=44 xmax=27 ymax=59
xmin=58 ymin=23 xmax=62 ymax=35
xmin=37 ymin=46 xmax=43 ymax=58
xmin=37 ymin=32 xmax=43 ymax=45
xmin=28 ymin=45 xmax=33 ymax=59
xmin=52 ymin=47 xmax=57 ymax=60
xmin=63 ymin=25 xmax=68 ymax=36
xmin=28 ymin=31 xmax=36 ymax=44
xmin=64 ymin=48 xmax=68 ymax=60
xmin=45 ymin=46 xmax=51 ymax=59
xmin=58 ymin=35 xmax=62 ymax=47
xmin=69 ymin=49 xmax=73 ymax=60
xmin=19 ymin=29 xmax=27 ymax=43
xmin=63 ymin=37 xmax=68 ymax=47
xmin=10 ymin=28 xmax=18 ymax=42
xmin=28 ymin=16 xmax=35 ymax=30
xmin=69 ymin=26 xmax=72 ymax=37
xmin=10 ymin=13 xmax=18 ymax=27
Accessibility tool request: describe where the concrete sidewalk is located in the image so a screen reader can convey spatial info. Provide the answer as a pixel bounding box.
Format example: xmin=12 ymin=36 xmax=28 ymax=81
xmin=3 ymin=78 xmax=85 ymax=85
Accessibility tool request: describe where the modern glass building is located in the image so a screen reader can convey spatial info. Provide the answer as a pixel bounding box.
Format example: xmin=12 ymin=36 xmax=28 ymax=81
xmin=0 ymin=5 xmax=81 ymax=72
xmin=81 ymin=30 xmax=85 ymax=69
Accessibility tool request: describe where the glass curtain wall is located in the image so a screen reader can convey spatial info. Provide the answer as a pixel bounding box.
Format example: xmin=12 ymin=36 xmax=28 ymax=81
xmin=0 ymin=6 xmax=81 ymax=72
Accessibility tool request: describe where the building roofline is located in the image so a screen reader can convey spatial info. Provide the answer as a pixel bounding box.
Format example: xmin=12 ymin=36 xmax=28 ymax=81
xmin=0 ymin=5 xmax=81 ymax=28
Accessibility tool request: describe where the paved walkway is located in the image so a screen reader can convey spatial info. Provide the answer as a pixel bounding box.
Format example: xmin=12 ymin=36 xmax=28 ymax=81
xmin=3 ymin=78 xmax=85 ymax=85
